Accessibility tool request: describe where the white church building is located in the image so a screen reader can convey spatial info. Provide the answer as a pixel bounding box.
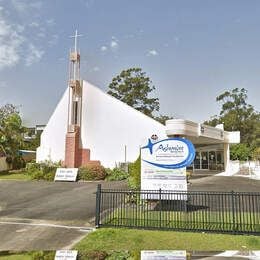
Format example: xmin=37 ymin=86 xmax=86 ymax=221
xmin=36 ymin=31 xmax=240 ymax=172
xmin=36 ymin=80 xmax=167 ymax=168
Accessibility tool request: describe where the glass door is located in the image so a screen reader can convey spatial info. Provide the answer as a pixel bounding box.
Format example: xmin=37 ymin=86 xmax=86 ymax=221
xmin=201 ymin=152 xmax=209 ymax=169
xmin=194 ymin=152 xmax=201 ymax=169
xmin=209 ymin=151 xmax=216 ymax=170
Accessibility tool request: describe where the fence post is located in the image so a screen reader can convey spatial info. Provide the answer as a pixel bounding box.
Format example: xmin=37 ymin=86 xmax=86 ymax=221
xmin=95 ymin=184 xmax=102 ymax=228
xmin=159 ymin=188 xmax=162 ymax=229
xmin=231 ymin=190 xmax=236 ymax=234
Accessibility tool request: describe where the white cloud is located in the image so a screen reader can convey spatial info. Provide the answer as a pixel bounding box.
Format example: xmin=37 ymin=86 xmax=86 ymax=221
xmin=147 ymin=49 xmax=158 ymax=56
xmin=0 ymin=15 xmax=24 ymax=69
xmin=11 ymin=0 xmax=42 ymax=13
xmin=29 ymin=22 xmax=39 ymax=28
xmin=37 ymin=32 xmax=45 ymax=38
xmin=0 ymin=2 xmax=45 ymax=70
xmin=80 ymin=0 xmax=95 ymax=8
xmin=25 ymin=44 xmax=44 ymax=66
xmin=46 ymin=18 xmax=55 ymax=26
xmin=48 ymin=34 xmax=58 ymax=46
xmin=100 ymin=45 xmax=107 ymax=52
xmin=30 ymin=1 xmax=42 ymax=9
xmin=110 ymin=40 xmax=119 ymax=50
xmin=174 ymin=36 xmax=180 ymax=44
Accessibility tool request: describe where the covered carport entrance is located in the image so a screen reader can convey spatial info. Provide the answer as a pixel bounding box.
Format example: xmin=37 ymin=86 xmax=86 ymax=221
xmin=165 ymin=119 xmax=240 ymax=174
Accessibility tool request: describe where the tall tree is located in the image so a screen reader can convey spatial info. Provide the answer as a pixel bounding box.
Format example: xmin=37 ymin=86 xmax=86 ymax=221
xmin=107 ymin=68 xmax=160 ymax=118
xmin=205 ymin=88 xmax=260 ymax=158
xmin=0 ymin=104 xmax=25 ymax=158
xmin=154 ymin=114 xmax=173 ymax=125
xmin=0 ymin=104 xmax=18 ymax=122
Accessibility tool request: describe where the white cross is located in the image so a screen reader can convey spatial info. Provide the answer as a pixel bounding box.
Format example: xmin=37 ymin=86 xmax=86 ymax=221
xmin=70 ymin=30 xmax=83 ymax=52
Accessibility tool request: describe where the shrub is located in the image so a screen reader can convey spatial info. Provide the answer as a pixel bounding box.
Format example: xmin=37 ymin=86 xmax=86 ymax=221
xmin=78 ymin=250 xmax=108 ymax=260
xmin=252 ymin=147 xmax=260 ymax=161
xmin=106 ymin=167 xmax=128 ymax=181
xmin=26 ymin=161 xmax=59 ymax=181
xmin=12 ymin=156 xmax=25 ymax=169
xmin=230 ymin=144 xmax=251 ymax=161
xmin=5 ymin=156 xmax=12 ymax=164
xmin=30 ymin=251 xmax=56 ymax=260
xmin=78 ymin=165 xmax=107 ymax=180
xmin=127 ymin=155 xmax=141 ymax=189
xmin=107 ymin=251 xmax=131 ymax=259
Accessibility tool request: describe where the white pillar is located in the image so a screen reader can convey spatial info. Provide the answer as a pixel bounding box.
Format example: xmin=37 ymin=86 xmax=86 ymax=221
xmin=223 ymin=143 xmax=230 ymax=173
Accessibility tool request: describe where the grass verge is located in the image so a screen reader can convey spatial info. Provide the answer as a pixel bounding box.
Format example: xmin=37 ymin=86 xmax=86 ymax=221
xmin=0 ymin=254 xmax=31 ymax=260
xmin=0 ymin=171 xmax=30 ymax=180
xmin=74 ymin=227 xmax=260 ymax=252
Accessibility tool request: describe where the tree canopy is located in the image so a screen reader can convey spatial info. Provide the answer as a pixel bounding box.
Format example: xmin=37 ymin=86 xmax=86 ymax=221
xmin=206 ymin=88 xmax=260 ymax=146
xmin=107 ymin=67 xmax=174 ymax=124
xmin=107 ymin=68 xmax=160 ymax=118
xmin=0 ymin=104 xmax=25 ymax=158
xmin=205 ymin=88 xmax=260 ymax=159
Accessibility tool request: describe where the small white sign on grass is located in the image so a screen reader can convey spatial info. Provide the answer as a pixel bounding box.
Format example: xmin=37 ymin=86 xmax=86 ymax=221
xmin=141 ymin=250 xmax=186 ymax=260
xmin=55 ymin=168 xmax=78 ymax=182
xmin=55 ymin=250 xmax=78 ymax=260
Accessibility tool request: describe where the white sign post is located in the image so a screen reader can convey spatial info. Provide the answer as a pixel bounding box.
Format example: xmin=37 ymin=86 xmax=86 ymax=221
xmin=141 ymin=138 xmax=195 ymax=200
xmin=55 ymin=250 xmax=78 ymax=260
xmin=54 ymin=168 xmax=78 ymax=182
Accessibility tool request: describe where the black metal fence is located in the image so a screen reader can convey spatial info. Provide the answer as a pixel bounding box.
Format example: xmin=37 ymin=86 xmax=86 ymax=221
xmin=95 ymin=184 xmax=260 ymax=235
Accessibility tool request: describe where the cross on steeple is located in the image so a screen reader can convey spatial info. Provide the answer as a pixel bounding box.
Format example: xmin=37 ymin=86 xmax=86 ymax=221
xmin=70 ymin=30 xmax=83 ymax=52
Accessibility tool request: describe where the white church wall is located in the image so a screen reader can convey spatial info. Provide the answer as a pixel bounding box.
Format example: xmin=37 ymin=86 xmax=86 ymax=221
xmin=36 ymin=90 xmax=69 ymax=163
xmin=37 ymin=81 xmax=166 ymax=168
xmin=81 ymin=81 xmax=166 ymax=168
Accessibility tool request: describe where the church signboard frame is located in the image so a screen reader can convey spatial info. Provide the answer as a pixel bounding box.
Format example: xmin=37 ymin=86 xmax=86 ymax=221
xmin=141 ymin=137 xmax=195 ymax=200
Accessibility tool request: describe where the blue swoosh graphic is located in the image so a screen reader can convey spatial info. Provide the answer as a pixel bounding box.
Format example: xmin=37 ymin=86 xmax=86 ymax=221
xmin=141 ymin=137 xmax=195 ymax=169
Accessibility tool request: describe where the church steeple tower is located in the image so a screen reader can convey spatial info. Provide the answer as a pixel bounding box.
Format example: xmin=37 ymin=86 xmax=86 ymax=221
xmin=68 ymin=30 xmax=82 ymax=131
xmin=64 ymin=30 xmax=100 ymax=168
xmin=64 ymin=30 xmax=83 ymax=168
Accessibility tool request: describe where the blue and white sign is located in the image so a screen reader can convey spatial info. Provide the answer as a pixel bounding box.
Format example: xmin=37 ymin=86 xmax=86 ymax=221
xmin=141 ymin=138 xmax=195 ymax=199
xmin=142 ymin=138 xmax=195 ymax=169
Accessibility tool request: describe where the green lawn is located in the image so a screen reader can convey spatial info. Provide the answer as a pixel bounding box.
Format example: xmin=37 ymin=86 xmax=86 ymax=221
xmin=0 ymin=171 xmax=31 ymax=180
xmin=102 ymin=208 xmax=260 ymax=233
xmin=0 ymin=251 xmax=55 ymax=260
xmin=0 ymin=255 xmax=31 ymax=260
xmin=74 ymin=227 xmax=260 ymax=252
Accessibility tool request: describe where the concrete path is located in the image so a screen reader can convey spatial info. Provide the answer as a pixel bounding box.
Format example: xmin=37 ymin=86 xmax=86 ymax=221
xmin=0 ymin=180 xmax=127 ymax=250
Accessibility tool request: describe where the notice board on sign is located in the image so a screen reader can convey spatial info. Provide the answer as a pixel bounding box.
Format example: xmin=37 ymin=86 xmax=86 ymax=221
xmin=141 ymin=138 xmax=195 ymax=200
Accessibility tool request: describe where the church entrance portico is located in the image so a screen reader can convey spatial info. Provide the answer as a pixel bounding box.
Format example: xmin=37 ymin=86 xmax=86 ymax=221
xmin=165 ymin=119 xmax=240 ymax=173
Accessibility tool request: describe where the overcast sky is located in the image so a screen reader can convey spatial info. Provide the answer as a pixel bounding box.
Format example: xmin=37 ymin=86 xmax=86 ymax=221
xmin=0 ymin=0 xmax=260 ymax=126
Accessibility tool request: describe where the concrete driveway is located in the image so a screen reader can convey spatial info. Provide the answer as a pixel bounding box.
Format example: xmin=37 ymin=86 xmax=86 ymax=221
xmin=189 ymin=175 xmax=260 ymax=192
xmin=0 ymin=180 xmax=127 ymax=250
xmin=0 ymin=176 xmax=259 ymax=250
